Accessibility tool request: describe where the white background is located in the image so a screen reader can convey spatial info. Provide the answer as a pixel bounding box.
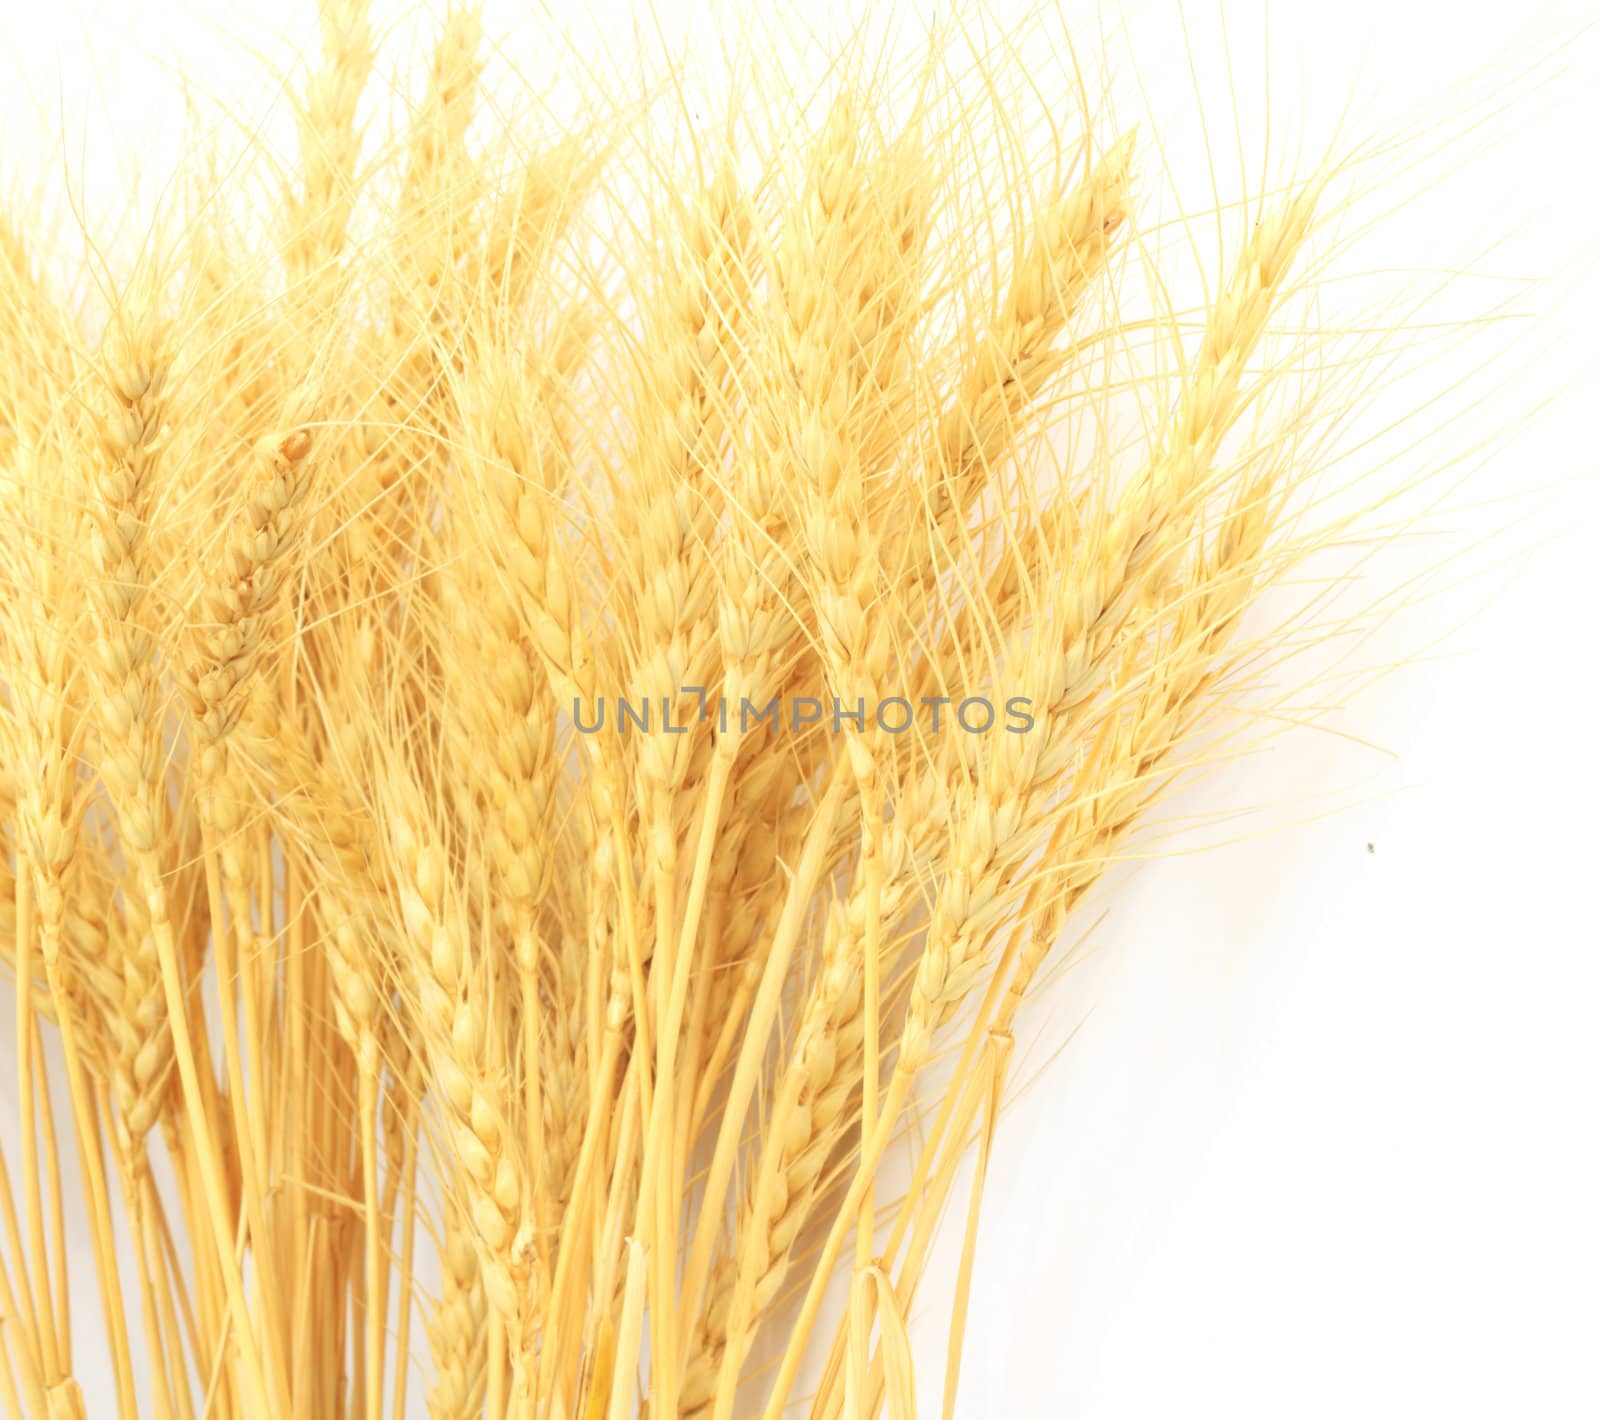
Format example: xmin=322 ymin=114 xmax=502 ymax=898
xmin=1 ymin=1 xmax=1597 ymax=1417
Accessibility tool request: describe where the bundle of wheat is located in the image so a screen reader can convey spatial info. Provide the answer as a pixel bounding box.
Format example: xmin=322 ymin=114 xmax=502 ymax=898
xmin=0 ymin=3 xmax=1459 ymax=1418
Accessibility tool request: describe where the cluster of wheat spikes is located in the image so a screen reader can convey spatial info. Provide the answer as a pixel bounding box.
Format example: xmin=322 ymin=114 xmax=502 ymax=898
xmin=0 ymin=1 xmax=1391 ymax=1417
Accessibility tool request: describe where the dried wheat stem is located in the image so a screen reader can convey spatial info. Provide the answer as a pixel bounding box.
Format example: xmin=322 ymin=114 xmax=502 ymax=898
xmin=428 ymin=1209 xmax=489 ymax=1420
xmin=87 ymin=305 xmax=285 ymax=1416
xmin=180 ymin=412 xmax=319 ymax=1396
xmin=899 ymin=132 xmax=1134 ymax=604
xmin=285 ymin=0 xmax=375 ymax=291
xmin=616 ymin=166 xmax=756 ymax=1417
xmin=384 ymin=784 xmax=532 ymax=1327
